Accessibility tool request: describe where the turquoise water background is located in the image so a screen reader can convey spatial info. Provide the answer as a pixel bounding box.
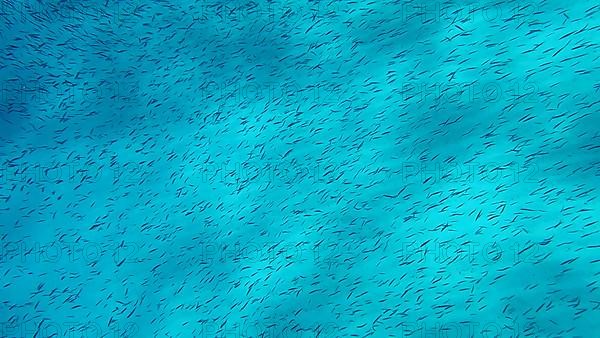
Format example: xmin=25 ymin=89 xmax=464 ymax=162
xmin=1 ymin=0 xmax=599 ymax=337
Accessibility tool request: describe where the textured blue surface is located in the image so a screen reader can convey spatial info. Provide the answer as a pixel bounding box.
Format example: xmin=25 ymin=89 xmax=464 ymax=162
xmin=1 ymin=0 xmax=599 ymax=337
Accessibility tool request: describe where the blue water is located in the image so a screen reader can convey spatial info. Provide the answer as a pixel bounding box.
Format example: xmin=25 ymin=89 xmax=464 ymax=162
xmin=1 ymin=0 xmax=599 ymax=337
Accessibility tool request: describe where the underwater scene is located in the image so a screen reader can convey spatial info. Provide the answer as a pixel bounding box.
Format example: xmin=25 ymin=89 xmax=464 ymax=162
xmin=1 ymin=0 xmax=599 ymax=337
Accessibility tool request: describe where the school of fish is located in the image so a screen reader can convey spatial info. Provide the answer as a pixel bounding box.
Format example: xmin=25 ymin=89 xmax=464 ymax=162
xmin=0 ymin=0 xmax=599 ymax=337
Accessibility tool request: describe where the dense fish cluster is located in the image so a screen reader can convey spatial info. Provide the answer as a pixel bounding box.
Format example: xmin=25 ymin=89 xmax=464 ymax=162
xmin=1 ymin=0 xmax=599 ymax=337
